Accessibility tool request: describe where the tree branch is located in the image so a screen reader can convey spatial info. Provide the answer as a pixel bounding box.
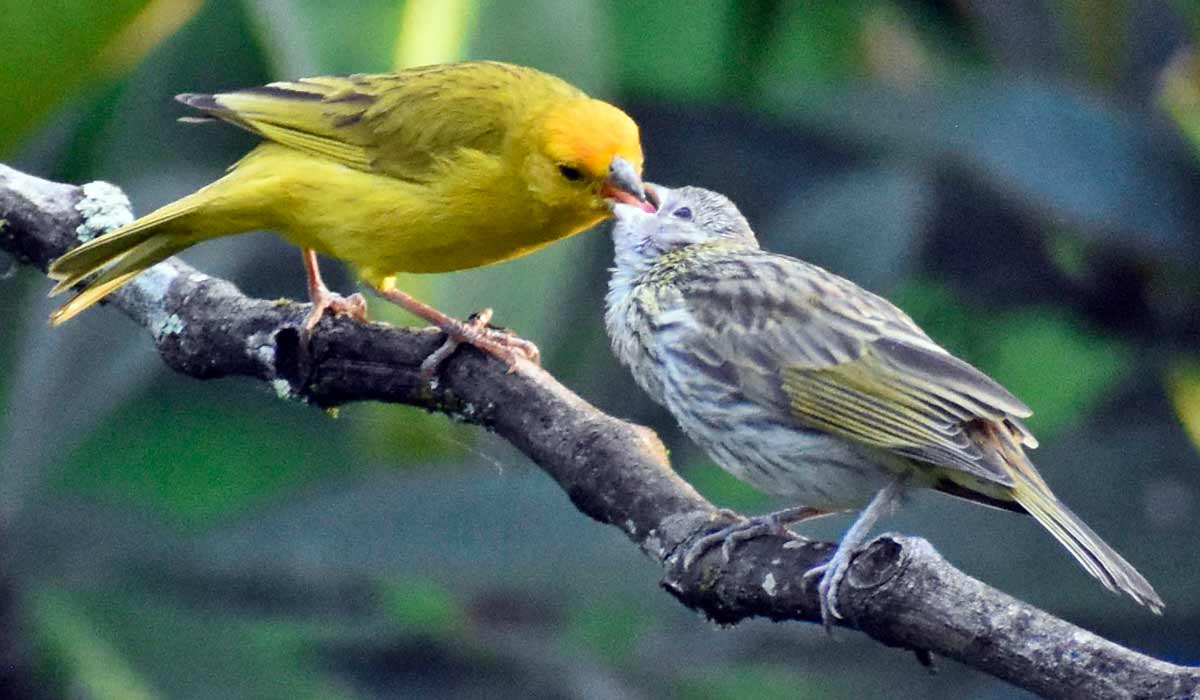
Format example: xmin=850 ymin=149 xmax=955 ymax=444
xmin=2 ymin=163 xmax=1195 ymax=699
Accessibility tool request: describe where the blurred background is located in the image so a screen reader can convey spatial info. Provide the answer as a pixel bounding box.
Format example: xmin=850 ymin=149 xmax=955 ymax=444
xmin=3 ymin=1 xmax=1200 ymax=697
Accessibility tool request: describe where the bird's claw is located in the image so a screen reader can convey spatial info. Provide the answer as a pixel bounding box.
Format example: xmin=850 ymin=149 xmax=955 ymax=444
xmin=803 ymin=547 xmax=853 ymax=631
xmin=418 ymin=308 xmax=541 ymax=385
xmin=682 ymin=509 xmax=788 ymax=570
xmin=302 ymin=291 xmax=369 ymax=339
xmin=682 ymin=506 xmax=835 ymax=570
xmin=484 ymin=326 xmax=541 ymax=371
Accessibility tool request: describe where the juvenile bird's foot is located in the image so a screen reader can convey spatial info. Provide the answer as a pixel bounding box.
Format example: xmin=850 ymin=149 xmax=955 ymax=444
xmin=681 ymin=506 xmax=832 ymax=570
xmin=418 ymin=308 xmax=541 ymax=383
xmin=803 ymin=547 xmax=854 ymax=629
xmin=302 ymin=289 xmax=369 ymax=338
xmin=802 ymin=478 xmax=906 ymax=631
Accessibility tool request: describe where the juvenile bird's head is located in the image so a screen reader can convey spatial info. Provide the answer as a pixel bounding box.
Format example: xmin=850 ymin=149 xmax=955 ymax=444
xmin=529 ymin=98 xmax=653 ymax=227
xmin=609 ymin=184 xmax=757 ymax=277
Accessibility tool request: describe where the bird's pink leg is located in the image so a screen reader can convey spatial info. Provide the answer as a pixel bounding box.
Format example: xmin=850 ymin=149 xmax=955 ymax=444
xmin=374 ymin=277 xmax=540 ymax=381
xmin=300 ymin=248 xmax=369 ymax=336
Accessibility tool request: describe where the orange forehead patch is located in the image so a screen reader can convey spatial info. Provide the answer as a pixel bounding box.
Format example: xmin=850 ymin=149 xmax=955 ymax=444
xmin=542 ymin=98 xmax=644 ymax=179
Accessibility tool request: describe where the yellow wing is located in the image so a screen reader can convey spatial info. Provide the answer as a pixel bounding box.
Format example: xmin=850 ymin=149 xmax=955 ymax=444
xmin=177 ymin=61 xmax=584 ymax=181
xmin=672 ymin=248 xmax=1035 ymax=488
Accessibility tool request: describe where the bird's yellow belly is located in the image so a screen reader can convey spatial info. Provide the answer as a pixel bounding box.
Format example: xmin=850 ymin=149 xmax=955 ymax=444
xmin=225 ymin=145 xmax=602 ymax=285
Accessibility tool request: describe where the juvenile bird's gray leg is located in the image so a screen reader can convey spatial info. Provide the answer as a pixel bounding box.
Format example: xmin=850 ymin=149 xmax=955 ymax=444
xmin=682 ymin=505 xmax=839 ymax=570
xmin=805 ymin=477 xmax=906 ymax=629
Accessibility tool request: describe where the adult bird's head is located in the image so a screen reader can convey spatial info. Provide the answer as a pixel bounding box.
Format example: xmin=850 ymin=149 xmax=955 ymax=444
xmin=609 ymin=184 xmax=757 ymax=276
xmin=529 ymin=97 xmax=654 ymax=232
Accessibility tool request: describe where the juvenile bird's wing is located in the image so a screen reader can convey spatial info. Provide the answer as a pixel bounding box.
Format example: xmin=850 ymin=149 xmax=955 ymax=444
xmin=666 ymin=246 xmax=1163 ymax=614
xmin=673 ymin=247 xmax=1035 ymax=487
xmin=177 ymin=61 xmax=580 ymax=181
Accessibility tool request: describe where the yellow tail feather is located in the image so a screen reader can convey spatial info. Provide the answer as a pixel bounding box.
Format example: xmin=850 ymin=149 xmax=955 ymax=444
xmin=49 ymin=234 xmax=189 ymax=325
xmin=48 ymin=197 xmax=202 ymax=291
xmin=49 ymin=243 xmax=141 ymax=296
xmin=1010 ymin=474 xmax=1163 ymax=613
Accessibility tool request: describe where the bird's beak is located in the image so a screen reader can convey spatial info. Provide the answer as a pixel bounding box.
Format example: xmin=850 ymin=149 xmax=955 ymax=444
xmin=601 ymin=156 xmax=656 ymax=212
xmin=612 ymin=182 xmax=669 ymax=224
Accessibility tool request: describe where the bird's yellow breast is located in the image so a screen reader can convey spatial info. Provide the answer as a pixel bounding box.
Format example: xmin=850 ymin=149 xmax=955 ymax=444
xmin=215 ymin=144 xmax=605 ymax=285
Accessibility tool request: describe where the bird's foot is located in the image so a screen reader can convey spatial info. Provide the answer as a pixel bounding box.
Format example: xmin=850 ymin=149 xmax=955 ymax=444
xmin=801 ymin=479 xmax=905 ymax=631
xmin=681 ymin=510 xmax=782 ymax=570
xmin=373 ymin=283 xmax=540 ymax=383
xmin=682 ymin=506 xmax=830 ymax=570
xmin=302 ymin=290 xmax=369 ymax=338
xmin=802 ymin=543 xmax=855 ymax=631
xmin=418 ymin=308 xmax=541 ymax=384
xmin=300 ymin=248 xmax=369 ymax=340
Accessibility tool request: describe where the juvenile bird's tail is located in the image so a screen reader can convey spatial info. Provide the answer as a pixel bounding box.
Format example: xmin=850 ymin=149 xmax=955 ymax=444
xmin=1009 ymin=467 xmax=1164 ymax=613
xmin=48 ymin=195 xmax=206 ymax=325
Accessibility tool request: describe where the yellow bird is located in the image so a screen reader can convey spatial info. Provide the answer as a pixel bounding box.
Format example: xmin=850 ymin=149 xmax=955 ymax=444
xmin=48 ymin=60 xmax=652 ymax=367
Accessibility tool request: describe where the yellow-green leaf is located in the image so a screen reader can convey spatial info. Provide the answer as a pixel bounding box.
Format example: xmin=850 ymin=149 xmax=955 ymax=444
xmin=1167 ymin=359 xmax=1200 ymax=453
xmin=0 ymin=0 xmax=200 ymax=154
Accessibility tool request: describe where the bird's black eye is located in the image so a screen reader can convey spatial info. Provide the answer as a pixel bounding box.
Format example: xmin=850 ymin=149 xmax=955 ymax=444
xmin=558 ymin=165 xmax=583 ymax=182
xmin=673 ymin=207 xmax=693 ymax=220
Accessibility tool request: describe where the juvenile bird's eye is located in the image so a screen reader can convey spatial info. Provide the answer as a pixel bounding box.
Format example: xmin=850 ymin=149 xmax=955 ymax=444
xmin=557 ymin=165 xmax=583 ymax=182
xmin=673 ymin=207 xmax=693 ymax=220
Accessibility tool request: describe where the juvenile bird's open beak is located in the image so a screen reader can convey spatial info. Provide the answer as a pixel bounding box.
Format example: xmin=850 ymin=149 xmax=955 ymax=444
xmin=601 ymin=156 xmax=656 ymax=212
xmin=611 ymin=183 xmax=669 ymax=223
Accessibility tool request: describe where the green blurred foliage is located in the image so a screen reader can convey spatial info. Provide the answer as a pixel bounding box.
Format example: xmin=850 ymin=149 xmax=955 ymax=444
xmin=1167 ymin=359 xmax=1200 ymax=453
xmin=263 ymin=0 xmax=405 ymax=73
xmin=988 ymin=309 xmax=1129 ymax=433
xmin=894 ymin=279 xmax=1129 ymax=436
xmin=757 ymin=1 xmax=872 ymax=89
xmin=0 ymin=0 xmax=148 ymax=154
xmin=684 ymin=463 xmax=773 ymax=514
xmin=58 ymin=381 xmax=350 ymax=527
xmin=30 ymin=588 xmax=158 ymax=700
xmin=380 ymin=577 xmax=466 ymax=640
xmin=611 ymin=0 xmax=737 ymax=100
xmin=676 ymin=666 xmax=814 ymax=700
xmin=3 ymin=1 xmax=1200 ymax=698
xmin=566 ymin=600 xmax=647 ymax=665
xmin=42 ymin=585 xmax=348 ymax=699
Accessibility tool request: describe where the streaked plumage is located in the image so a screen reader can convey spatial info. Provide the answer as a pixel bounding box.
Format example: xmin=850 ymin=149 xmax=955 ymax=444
xmin=605 ymin=185 xmax=1162 ymax=617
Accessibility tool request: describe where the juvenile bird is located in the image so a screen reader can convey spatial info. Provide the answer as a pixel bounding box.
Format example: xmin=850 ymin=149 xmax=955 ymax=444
xmin=604 ymin=185 xmax=1162 ymax=622
xmin=48 ymin=60 xmax=652 ymax=369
